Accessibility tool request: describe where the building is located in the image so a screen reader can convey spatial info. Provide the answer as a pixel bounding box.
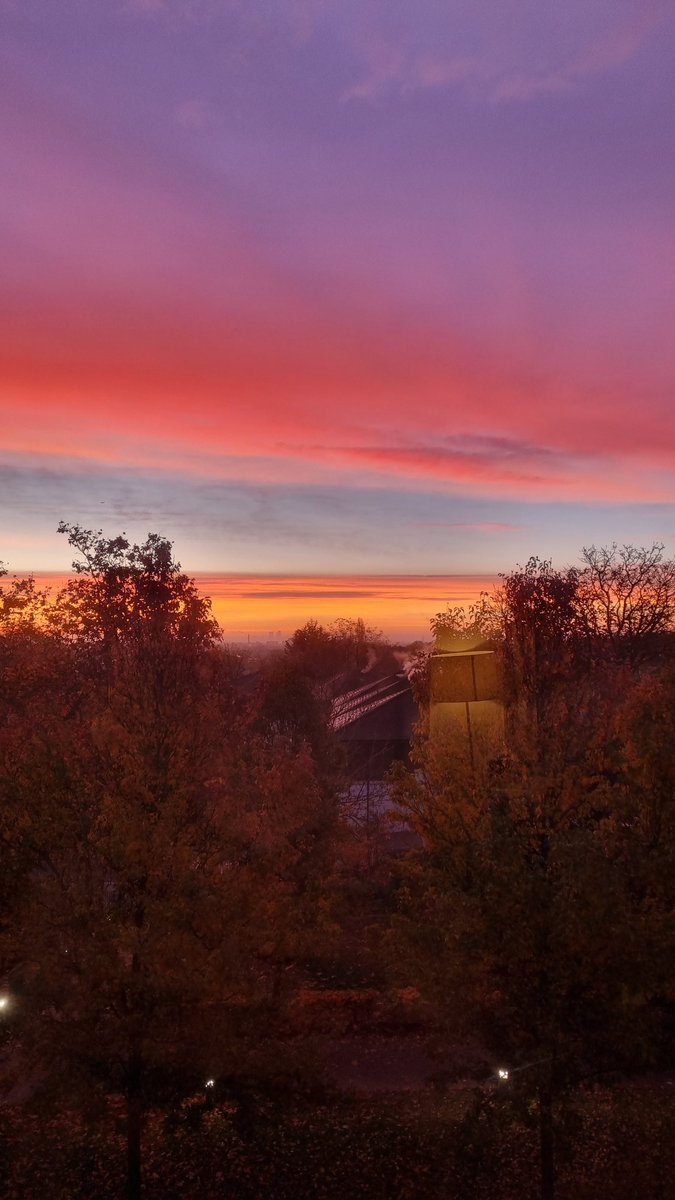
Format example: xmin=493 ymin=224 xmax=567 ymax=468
xmin=429 ymin=629 xmax=503 ymax=762
xmin=332 ymin=672 xmax=420 ymax=854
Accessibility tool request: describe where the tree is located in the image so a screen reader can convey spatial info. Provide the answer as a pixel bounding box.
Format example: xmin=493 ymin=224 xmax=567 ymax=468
xmin=0 ymin=564 xmax=49 ymax=630
xmin=494 ymin=557 xmax=586 ymax=716
xmin=256 ymin=654 xmax=344 ymax=794
xmin=431 ymin=592 xmax=499 ymax=646
xmin=52 ymin=522 xmax=219 ymax=654
xmin=577 ymin=543 xmax=675 ymax=663
xmin=432 ymin=545 xmax=675 ymax=688
xmin=0 ymin=565 xmax=58 ymax=1007
xmin=329 ymin=617 xmax=379 ymax=673
xmin=285 ymin=617 xmax=385 ymax=699
xmin=616 ymin=668 xmax=675 ymax=1043
xmin=406 ymin=644 xmax=432 ymax=711
xmin=285 ymin=620 xmax=344 ymax=690
xmin=394 ymin=688 xmax=653 ymax=1199
xmin=394 ymin=558 xmax=658 ymax=1200
xmin=4 ymin=527 xmax=334 ymax=1200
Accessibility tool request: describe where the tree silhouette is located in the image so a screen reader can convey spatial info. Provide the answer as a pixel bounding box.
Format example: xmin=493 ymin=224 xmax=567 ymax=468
xmin=5 ymin=526 xmax=335 ymax=1200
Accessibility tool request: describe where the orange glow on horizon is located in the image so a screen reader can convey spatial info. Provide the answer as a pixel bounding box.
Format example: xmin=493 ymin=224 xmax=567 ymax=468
xmin=28 ymin=572 xmax=497 ymax=641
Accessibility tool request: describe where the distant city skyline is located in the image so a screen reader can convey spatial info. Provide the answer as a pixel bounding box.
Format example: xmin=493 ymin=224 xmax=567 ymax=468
xmin=2 ymin=2 xmax=675 ymax=583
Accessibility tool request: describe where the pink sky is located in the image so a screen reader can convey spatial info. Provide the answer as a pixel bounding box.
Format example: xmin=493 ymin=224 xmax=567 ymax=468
xmin=2 ymin=1 xmax=674 ymax=601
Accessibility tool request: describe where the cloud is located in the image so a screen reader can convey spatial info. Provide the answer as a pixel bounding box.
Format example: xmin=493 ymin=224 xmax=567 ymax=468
xmin=340 ymin=1 xmax=671 ymax=104
xmin=4 ymin=366 xmax=675 ymax=505
xmin=342 ymin=52 xmax=481 ymax=102
xmin=78 ymin=1 xmax=672 ymax=104
xmin=408 ymin=521 xmax=523 ymax=533
xmin=325 ymin=441 xmax=554 ymax=492
xmin=27 ymin=0 xmax=672 ymax=105
xmin=3 ymin=14 xmax=675 ymax=517
xmin=494 ymin=4 xmax=670 ymax=101
xmin=178 ymin=571 xmax=502 ymax=640
xmin=240 ymin=588 xmax=374 ymax=599
xmin=14 ymin=569 xmax=500 ymax=640
xmin=303 ymin=436 xmax=675 ymax=504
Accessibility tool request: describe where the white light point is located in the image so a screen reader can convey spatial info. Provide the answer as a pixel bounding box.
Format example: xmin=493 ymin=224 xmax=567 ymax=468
xmin=498 ymin=1068 xmax=509 ymax=1081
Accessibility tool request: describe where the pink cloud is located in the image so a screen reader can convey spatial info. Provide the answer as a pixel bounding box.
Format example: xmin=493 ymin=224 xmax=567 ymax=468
xmin=3 ymin=44 xmax=675 ymax=510
xmin=495 ymin=4 xmax=669 ymax=101
xmin=341 ymin=1 xmax=671 ymax=105
xmin=408 ymin=521 xmax=524 ymax=532
xmin=3 ymin=271 xmax=675 ymax=504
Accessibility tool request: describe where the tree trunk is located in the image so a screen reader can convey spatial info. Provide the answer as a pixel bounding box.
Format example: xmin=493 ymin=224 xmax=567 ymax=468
xmin=126 ymin=1047 xmax=143 ymax=1200
xmin=539 ymin=1086 xmax=555 ymax=1200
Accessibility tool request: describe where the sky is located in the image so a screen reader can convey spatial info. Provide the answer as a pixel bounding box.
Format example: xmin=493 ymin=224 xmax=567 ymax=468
xmin=2 ymin=1 xmax=675 ymax=635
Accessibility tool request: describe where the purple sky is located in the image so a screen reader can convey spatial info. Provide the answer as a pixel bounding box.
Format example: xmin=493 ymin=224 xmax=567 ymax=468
xmin=2 ymin=0 xmax=675 ymax=587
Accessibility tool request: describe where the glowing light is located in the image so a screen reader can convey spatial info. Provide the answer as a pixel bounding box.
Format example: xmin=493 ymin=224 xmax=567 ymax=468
xmin=30 ymin=571 xmax=495 ymax=642
xmin=205 ymin=1079 xmax=215 ymax=1088
xmin=498 ymin=1068 xmax=509 ymax=1081
xmin=0 ymin=996 xmax=8 ymax=1011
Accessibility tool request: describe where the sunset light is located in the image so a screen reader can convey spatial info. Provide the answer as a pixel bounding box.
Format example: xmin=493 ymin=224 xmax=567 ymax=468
xmin=3 ymin=1 xmax=675 ymax=596
xmin=2 ymin=9 xmax=675 ymax=1197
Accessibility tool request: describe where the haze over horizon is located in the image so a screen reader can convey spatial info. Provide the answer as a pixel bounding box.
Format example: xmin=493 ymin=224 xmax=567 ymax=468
xmin=3 ymin=2 xmax=675 ymax=597
xmin=21 ymin=569 xmax=495 ymax=643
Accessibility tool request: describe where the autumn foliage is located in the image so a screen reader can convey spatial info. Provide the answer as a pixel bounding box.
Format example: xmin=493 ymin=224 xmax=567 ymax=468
xmin=0 ymin=528 xmax=340 ymax=1199
xmin=2 ymin=537 xmax=675 ymax=1200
